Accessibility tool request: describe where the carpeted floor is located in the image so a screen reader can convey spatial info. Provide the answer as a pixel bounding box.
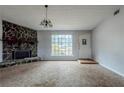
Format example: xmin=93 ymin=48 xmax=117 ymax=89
xmin=0 ymin=61 xmax=124 ymax=87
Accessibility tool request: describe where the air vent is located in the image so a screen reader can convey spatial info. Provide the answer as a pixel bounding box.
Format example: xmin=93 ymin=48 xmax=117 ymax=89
xmin=114 ymin=8 xmax=120 ymax=16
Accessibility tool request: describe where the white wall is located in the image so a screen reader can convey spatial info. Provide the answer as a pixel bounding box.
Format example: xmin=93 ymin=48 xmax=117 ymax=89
xmin=38 ymin=30 xmax=91 ymax=61
xmin=92 ymin=7 xmax=124 ymax=76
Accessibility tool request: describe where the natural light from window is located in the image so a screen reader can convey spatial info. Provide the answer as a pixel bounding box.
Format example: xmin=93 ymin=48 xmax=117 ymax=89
xmin=51 ymin=35 xmax=73 ymax=56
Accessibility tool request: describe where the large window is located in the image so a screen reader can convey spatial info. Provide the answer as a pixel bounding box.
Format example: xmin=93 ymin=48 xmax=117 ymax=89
xmin=51 ymin=35 xmax=73 ymax=56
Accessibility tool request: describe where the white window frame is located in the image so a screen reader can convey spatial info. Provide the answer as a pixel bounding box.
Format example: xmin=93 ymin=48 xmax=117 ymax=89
xmin=51 ymin=34 xmax=73 ymax=56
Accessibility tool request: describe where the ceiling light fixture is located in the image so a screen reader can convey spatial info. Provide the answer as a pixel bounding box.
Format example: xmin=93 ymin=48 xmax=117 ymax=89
xmin=40 ymin=5 xmax=53 ymax=28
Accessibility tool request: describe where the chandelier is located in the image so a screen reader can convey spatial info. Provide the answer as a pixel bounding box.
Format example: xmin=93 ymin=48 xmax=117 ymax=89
xmin=40 ymin=5 xmax=53 ymax=28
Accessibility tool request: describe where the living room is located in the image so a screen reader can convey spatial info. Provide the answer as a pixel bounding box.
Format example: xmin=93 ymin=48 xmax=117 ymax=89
xmin=0 ymin=4 xmax=124 ymax=88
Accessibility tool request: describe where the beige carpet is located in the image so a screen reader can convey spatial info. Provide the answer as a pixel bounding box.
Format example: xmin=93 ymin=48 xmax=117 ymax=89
xmin=0 ymin=61 xmax=124 ymax=87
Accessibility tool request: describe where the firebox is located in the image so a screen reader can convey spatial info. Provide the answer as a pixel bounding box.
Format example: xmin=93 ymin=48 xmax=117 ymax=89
xmin=12 ymin=50 xmax=31 ymax=60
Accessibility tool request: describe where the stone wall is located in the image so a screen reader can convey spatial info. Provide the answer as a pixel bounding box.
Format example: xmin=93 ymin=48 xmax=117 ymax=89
xmin=2 ymin=20 xmax=37 ymax=61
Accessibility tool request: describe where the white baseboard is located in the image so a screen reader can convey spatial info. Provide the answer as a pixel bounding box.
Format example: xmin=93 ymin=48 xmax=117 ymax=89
xmin=99 ymin=63 xmax=124 ymax=77
xmin=94 ymin=58 xmax=124 ymax=77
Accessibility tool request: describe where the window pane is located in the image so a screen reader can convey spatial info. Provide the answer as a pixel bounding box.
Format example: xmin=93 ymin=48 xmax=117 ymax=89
xmin=51 ymin=34 xmax=72 ymax=56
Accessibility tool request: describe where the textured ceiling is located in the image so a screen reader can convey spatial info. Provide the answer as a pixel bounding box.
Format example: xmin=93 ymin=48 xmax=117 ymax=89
xmin=0 ymin=5 xmax=121 ymax=31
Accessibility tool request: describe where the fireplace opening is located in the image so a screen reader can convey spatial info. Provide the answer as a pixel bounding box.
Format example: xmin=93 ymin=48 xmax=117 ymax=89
xmin=12 ymin=50 xmax=31 ymax=60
